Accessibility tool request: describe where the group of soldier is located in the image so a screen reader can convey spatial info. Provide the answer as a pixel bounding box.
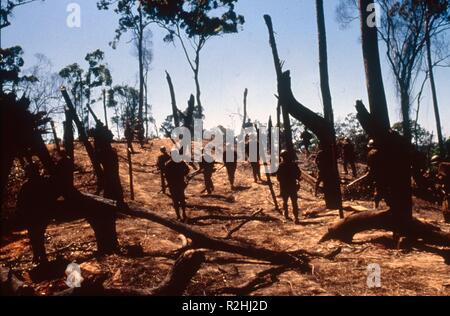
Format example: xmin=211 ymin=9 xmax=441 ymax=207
xmin=17 ymin=117 xmax=450 ymax=263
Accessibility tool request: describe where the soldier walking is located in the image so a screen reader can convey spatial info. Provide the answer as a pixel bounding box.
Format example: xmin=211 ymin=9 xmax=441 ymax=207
xmin=223 ymin=143 xmax=238 ymax=190
xmin=199 ymin=151 xmax=215 ymax=194
xmin=277 ymin=150 xmax=302 ymax=224
xmin=165 ymin=150 xmax=190 ymax=222
xmin=367 ymin=139 xmax=389 ymax=209
xmin=157 ymin=146 xmax=171 ymax=193
xmin=300 ymin=128 xmax=313 ymax=156
xmin=342 ymin=137 xmax=357 ymax=178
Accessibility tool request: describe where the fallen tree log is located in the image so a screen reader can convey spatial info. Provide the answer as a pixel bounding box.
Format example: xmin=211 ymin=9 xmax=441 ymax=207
xmin=83 ymin=193 xmax=310 ymax=268
xmin=320 ymin=101 xmax=450 ymax=247
xmin=300 ymin=169 xmax=317 ymax=187
xmin=320 ymin=209 xmax=450 ymax=246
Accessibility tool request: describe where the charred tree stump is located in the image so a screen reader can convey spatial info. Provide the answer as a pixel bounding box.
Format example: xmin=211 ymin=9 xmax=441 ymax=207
xmin=61 ymin=87 xmax=104 ymax=191
xmin=54 ymin=193 xmax=118 ymax=254
xmin=55 ymin=249 xmax=205 ymax=296
xmin=279 ymin=71 xmax=343 ymax=213
xmin=63 ymin=109 xmax=74 ymax=161
xmin=150 ymin=249 xmax=205 ymax=296
xmin=320 ymin=101 xmax=450 ymax=247
xmin=264 ymin=15 xmax=342 ymax=214
xmin=127 ymin=146 xmax=135 ymax=200
xmin=50 ymin=121 xmax=61 ymax=153
xmin=264 ymin=15 xmax=295 ymax=160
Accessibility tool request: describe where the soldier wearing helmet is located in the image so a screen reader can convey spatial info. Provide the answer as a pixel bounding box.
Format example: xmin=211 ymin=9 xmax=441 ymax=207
xmin=157 ymin=146 xmax=171 ymax=194
xmin=223 ymin=142 xmax=238 ymax=190
xmin=366 ymin=139 xmax=389 ymax=208
xmin=342 ymin=137 xmax=357 ymax=178
xmin=277 ymin=149 xmax=302 ymax=224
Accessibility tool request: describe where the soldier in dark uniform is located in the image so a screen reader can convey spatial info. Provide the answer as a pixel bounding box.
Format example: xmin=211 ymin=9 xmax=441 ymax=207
xmin=245 ymin=135 xmax=261 ymax=183
xmin=300 ymin=128 xmax=313 ymax=156
xmin=157 ymin=146 xmax=171 ymax=194
xmin=223 ymin=143 xmax=238 ymax=190
xmin=124 ymin=121 xmax=135 ymax=154
xmin=165 ymin=150 xmax=190 ymax=222
xmin=199 ymin=151 xmax=215 ymax=194
xmin=17 ymin=163 xmax=57 ymax=264
xmin=93 ymin=123 xmax=126 ymax=208
xmin=342 ymin=137 xmax=357 ymax=178
xmin=314 ymin=149 xmax=329 ymax=197
xmin=277 ymin=150 xmax=302 ymax=224
xmin=367 ymin=139 xmax=390 ymax=209
xmin=54 ymin=149 xmax=76 ymax=199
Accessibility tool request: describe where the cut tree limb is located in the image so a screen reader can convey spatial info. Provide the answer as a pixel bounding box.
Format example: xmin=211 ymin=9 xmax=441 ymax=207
xmin=61 ymin=87 xmax=104 ymax=190
xmin=82 ymin=193 xmax=310 ymax=268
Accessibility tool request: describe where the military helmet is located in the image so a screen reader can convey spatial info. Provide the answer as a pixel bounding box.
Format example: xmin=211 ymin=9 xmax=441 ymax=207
xmin=431 ymin=155 xmax=441 ymax=165
xmin=367 ymin=139 xmax=375 ymax=149
xmin=280 ymin=149 xmax=289 ymax=158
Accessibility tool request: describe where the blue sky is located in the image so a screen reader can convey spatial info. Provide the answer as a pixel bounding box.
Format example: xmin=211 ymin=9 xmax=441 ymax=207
xmin=3 ymin=0 xmax=449 ymax=138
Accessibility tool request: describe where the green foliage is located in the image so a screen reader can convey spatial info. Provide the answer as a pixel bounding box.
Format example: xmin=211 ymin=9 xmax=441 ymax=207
xmin=0 ymin=0 xmax=44 ymax=29
xmin=0 ymin=46 xmax=37 ymax=91
xmin=392 ymin=120 xmax=433 ymax=149
xmin=97 ymin=0 xmax=153 ymax=48
xmin=109 ymin=85 xmax=139 ymax=137
xmin=160 ymin=115 xmax=175 ymax=137
xmin=335 ymin=113 xmax=368 ymax=161
xmin=291 ymin=119 xmax=319 ymax=150
xmin=143 ymin=0 xmax=244 ymax=38
xmin=59 ymin=50 xmax=112 ymax=127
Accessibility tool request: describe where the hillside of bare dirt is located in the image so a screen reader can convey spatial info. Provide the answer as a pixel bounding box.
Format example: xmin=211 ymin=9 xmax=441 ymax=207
xmin=1 ymin=139 xmax=450 ymax=296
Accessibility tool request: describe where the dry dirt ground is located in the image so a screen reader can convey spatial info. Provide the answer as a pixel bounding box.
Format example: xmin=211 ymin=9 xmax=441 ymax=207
xmin=1 ymin=139 xmax=450 ymax=296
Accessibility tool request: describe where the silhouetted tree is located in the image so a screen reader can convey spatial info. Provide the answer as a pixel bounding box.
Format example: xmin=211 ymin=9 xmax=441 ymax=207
xmin=0 ymin=0 xmax=44 ymax=30
xmin=108 ymin=85 xmax=139 ymax=139
xmin=59 ymin=63 xmax=84 ymax=121
xmin=98 ymin=0 xmax=153 ymax=144
xmin=423 ymin=0 xmax=450 ymax=156
xmin=143 ymin=0 xmax=245 ymax=119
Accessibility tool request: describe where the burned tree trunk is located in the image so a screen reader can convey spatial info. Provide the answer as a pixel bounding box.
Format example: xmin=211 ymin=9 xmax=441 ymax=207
xmin=127 ymin=146 xmax=134 ymax=200
xmin=50 ymin=121 xmax=61 ymax=153
xmin=280 ymin=72 xmax=342 ymax=212
xmin=242 ymin=88 xmax=248 ymax=128
xmin=425 ymin=18 xmax=445 ymax=157
xmin=320 ymin=101 xmax=450 ymax=246
xmin=264 ymin=15 xmax=295 ymax=160
xmin=358 ymin=0 xmax=390 ymax=130
xmin=165 ymin=71 xmax=180 ymax=128
xmin=264 ymin=15 xmax=342 ymax=212
xmin=315 ymin=0 xmax=342 ymax=217
xmin=61 ymin=86 xmax=104 ymax=191
xmin=63 ymin=109 xmax=74 ymax=161
xmin=102 ymin=89 xmax=108 ymax=130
